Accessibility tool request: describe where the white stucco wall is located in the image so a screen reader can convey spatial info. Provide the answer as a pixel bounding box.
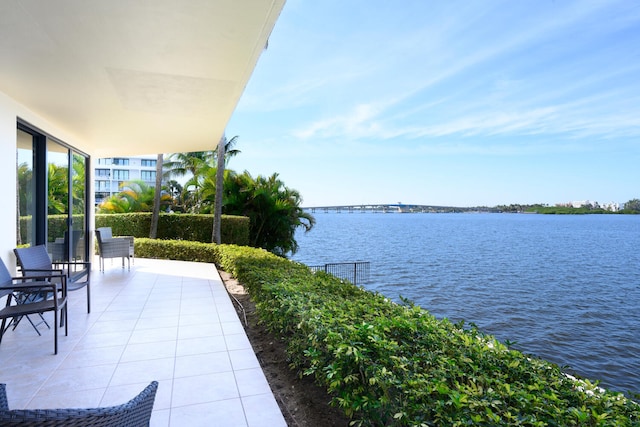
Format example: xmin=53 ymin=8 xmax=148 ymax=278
xmin=0 ymin=90 xmax=95 ymax=275
xmin=0 ymin=92 xmax=18 ymax=274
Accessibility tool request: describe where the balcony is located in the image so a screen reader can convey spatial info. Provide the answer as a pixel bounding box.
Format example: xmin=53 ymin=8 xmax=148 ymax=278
xmin=0 ymin=258 xmax=286 ymax=426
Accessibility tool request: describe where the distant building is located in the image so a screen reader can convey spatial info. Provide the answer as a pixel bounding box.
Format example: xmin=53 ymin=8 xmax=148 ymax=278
xmin=94 ymin=156 xmax=158 ymax=206
xmin=600 ymin=202 xmax=620 ymax=212
xmin=556 ymin=200 xmax=620 ymax=212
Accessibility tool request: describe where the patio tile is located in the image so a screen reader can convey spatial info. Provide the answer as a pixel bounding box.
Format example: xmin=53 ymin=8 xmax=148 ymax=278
xmin=27 ymin=387 xmax=106 ymax=410
xmin=169 ymin=398 xmax=248 ymax=427
xmin=110 ymin=357 xmax=175 ymax=386
xmin=120 ymin=341 xmax=177 ymax=362
xmin=171 ymin=371 xmax=239 ymax=407
xmin=128 ymin=326 xmax=178 ymax=344
xmin=140 ymin=307 xmax=182 ymax=319
xmin=91 ymin=317 xmax=139 ymax=333
xmin=134 ymin=315 xmax=181 ymax=330
xmin=228 ymin=348 xmax=261 ymax=371
xmin=176 ymin=336 xmax=228 ymax=356
xmin=101 ymin=379 xmax=172 ymax=410
xmin=173 ymin=351 xmax=232 ymax=377
xmin=151 ymin=408 xmax=171 ymax=427
xmin=224 ymin=332 xmax=252 ymax=351
xmin=234 ymin=368 xmax=272 ymax=397
xmin=177 ymin=322 xmax=223 ymax=340
xmin=75 ymin=330 xmax=132 ymax=348
xmin=178 ymin=313 xmax=220 ymax=327
xmin=39 ymin=364 xmax=117 ymax=395
xmin=58 ymin=344 xmax=125 ymax=368
xmin=0 ymin=258 xmax=285 ymax=426
xmin=242 ymin=394 xmax=288 ymax=427
xmin=221 ymin=321 xmax=245 ymax=335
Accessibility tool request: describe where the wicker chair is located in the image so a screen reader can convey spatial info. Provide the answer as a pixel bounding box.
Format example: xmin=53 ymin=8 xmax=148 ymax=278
xmin=0 ymin=381 xmax=158 ymax=426
xmin=95 ymin=227 xmax=134 ymax=272
xmin=49 ymin=231 xmax=83 ymax=263
xmin=14 ymin=245 xmax=91 ymax=313
xmin=0 ymin=257 xmax=67 ymax=354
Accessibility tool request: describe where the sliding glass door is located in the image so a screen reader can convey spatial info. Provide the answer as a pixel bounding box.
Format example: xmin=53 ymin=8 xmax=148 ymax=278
xmin=16 ymin=122 xmax=89 ymax=266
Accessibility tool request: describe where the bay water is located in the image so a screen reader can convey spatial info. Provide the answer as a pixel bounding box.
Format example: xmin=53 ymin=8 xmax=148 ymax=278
xmin=291 ymin=212 xmax=640 ymax=395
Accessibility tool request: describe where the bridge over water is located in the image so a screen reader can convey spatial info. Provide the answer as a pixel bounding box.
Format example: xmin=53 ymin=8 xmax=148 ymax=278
xmin=303 ymin=203 xmax=472 ymax=213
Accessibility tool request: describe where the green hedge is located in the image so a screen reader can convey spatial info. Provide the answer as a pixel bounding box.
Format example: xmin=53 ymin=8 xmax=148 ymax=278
xmin=95 ymin=213 xmax=249 ymax=245
xmin=19 ymin=215 xmax=86 ymax=243
xmin=20 ymin=213 xmax=249 ymax=246
xmin=212 ymin=245 xmax=639 ymax=427
xmin=129 ymin=240 xmax=639 ymax=426
xmin=134 ymin=238 xmax=219 ymax=263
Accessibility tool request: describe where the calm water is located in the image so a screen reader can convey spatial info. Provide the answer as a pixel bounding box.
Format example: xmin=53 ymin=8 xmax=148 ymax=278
xmin=291 ymin=212 xmax=640 ymax=395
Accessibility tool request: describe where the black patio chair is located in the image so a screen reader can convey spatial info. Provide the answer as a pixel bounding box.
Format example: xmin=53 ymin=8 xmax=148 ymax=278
xmin=0 ymin=381 xmax=158 ymax=426
xmin=0 ymin=257 xmax=67 ymax=354
xmin=14 ymin=245 xmax=91 ymax=313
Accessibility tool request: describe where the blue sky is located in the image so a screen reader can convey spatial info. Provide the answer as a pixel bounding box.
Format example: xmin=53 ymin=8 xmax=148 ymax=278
xmin=226 ymin=0 xmax=640 ymax=207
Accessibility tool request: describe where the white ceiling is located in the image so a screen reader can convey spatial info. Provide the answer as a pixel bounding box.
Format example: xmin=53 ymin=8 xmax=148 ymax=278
xmin=0 ymin=0 xmax=285 ymax=157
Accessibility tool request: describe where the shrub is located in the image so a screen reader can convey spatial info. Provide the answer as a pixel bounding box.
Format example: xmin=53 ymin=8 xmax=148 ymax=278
xmin=214 ymin=245 xmax=640 ymax=426
xmin=134 ymin=238 xmax=219 ymax=263
xmin=95 ymin=212 xmax=249 ymax=245
xmin=130 ymin=241 xmax=640 ymax=425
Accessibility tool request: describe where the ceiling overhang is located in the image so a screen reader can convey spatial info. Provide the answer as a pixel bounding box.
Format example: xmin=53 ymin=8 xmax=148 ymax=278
xmin=0 ymin=0 xmax=285 ymax=156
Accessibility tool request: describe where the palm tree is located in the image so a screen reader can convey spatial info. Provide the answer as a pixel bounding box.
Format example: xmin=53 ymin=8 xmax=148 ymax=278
xmin=164 ymin=139 xmax=240 ymax=215
xmin=163 ymin=151 xmax=214 ymax=179
xmin=213 ymin=136 xmax=226 ymax=244
xmin=164 ymin=151 xmax=214 ymax=213
xmin=47 ymin=163 xmax=69 ymax=214
xmin=221 ymin=135 xmax=240 ymax=165
xmin=150 ymin=154 xmax=164 ymax=238
xmin=71 ymin=154 xmax=86 ymax=214
xmin=223 ymin=172 xmax=315 ymax=256
xmin=97 ymin=180 xmax=172 ymax=214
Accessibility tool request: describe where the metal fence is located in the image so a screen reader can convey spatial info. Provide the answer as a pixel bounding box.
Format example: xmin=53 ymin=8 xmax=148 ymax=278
xmin=308 ymin=261 xmax=370 ymax=285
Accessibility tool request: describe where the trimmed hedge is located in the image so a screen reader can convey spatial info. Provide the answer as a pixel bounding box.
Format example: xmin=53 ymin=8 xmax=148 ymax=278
xmin=212 ymin=245 xmax=640 ymax=427
xmin=95 ymin=212 xmax=249 ymax=245
xmin=19 ymin=215 xmax=85 ymax=243
xmin=134 ymin=238 xmax=218 ymax=263
xmin=20 ymin=213 xmax=249 ymax=246
xmin=133 ymin=240 xmax=639 ymax=426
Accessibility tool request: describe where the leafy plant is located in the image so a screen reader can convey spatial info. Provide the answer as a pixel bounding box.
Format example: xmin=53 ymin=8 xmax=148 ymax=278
xmin=214 ymin=245 xmax=640 ymax=426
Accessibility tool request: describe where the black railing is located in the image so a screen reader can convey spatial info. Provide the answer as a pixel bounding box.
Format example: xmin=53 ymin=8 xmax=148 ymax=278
xmin=308 ymin=261 xmax=370 ymax=285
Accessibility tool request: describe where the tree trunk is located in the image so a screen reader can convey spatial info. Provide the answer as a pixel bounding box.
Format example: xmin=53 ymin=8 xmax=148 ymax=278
xmin=150 ymin=153 xmax=163 ymax=238
xmin=212 ymin=136 xmax=225 ymax=244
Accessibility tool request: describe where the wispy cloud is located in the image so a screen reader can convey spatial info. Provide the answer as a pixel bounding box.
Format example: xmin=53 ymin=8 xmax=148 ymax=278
xmin=282 ymin=0 xmax=640 ymax=146
xmin=230 ymin=1 xmax=640 ymax=205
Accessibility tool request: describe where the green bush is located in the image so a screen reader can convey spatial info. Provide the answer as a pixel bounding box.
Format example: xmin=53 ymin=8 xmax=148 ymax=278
xmin=213 ymin=245 xmax=640 ymax=427
xmin=20 ymin=215 xmax=86 ymax=243
xmin=95 ymin=212 xmax=249 ymax=245
xmin=21 ymin=213 xmax=249 ymax=246
xmin=134 ymin=238 xmax=219 ymax=263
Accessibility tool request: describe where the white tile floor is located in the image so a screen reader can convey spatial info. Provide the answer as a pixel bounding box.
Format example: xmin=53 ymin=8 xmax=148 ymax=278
xmin=0 ymin=257 xmax=286 ymax=427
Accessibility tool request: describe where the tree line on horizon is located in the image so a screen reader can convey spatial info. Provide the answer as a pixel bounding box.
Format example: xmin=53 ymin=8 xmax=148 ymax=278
xmin=496 ymin=199 xmax=640 ymax=214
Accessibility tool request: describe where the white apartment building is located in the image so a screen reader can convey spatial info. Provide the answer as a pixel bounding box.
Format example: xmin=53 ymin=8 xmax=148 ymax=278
xmin=94 ymin=156 xmax=158 ymax=205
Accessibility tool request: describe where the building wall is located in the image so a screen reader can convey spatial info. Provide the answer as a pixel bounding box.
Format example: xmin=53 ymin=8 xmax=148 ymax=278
xmin=0 ymin=90 xmax=95 ymax=274
xmin=0 ymin=92 xmax=18 ymax=273
xmin=94 ymin=156 xmax=158 ymax=205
